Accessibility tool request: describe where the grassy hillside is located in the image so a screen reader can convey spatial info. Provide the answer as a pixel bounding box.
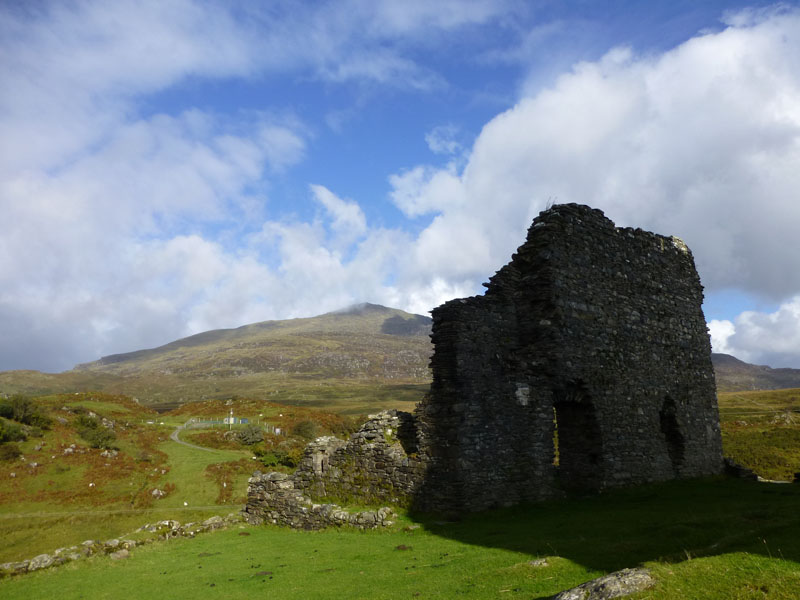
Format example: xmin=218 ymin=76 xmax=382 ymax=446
xmin=4 ymin=309 xmax=795 ymax=412
xmin=713 ymin=353 xmax=800 ymax=392
xmin=0 ymin=393 xmax=354 ymax=562
xmin=0 ymin=304 xmax=432 ymax=413
xmin=718 ymin=388 xmax=800 ymax=481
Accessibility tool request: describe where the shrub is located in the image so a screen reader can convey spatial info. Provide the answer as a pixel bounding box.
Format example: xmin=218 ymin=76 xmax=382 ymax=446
xmin=284 ymin=446 xmax=304 ymax=467
xmin=330 ymin=415 xmax=365 ymax=437
xmin=76 ymin=414 xmax=100 ymax=429
xmin=0 ymin=418 xmax=26 ymax=443
xmin=238 ymin=424 xmax=264 ymax=445
xmin=253 ymin=446 xmax=303 ymax=468
xmin=26 ymin=425 xmax=44 ymax=438
xmin=27 ymin=411 xmax=52 ymax=429
xmin=76 ymin=414 xmax=117 ymax=449
xmin=292 ymin=419 xmax=319 ymax=440
xmin=0 ymin=442 xmax=22 ymax=461
xmin=256 ymin=450 xmax=282 ymax=468
xmin=5 ymin=395 xmax=51 ymax=429
xmin=80 ymin=426 xmax=117 ymax=449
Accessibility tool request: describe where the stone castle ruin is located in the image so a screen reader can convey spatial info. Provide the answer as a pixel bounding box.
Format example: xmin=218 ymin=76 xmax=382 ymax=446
xmin=245 ymin=204 xmax=724 ymax=527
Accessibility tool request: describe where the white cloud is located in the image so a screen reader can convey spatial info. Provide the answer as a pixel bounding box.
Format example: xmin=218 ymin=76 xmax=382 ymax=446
xmin=0 ymin=0 xmax=260 ymax=175
xmin=708 ymin=319 xmax=736 ymax=356
xmin=387 ymin=8 xmax=800 ymax=314
xmin=1 ymin=0 xmax=518 ymax=371
xmin=311 ymin=185 xmax=368 ymax=245
xmin=368 ymin=0 xmax=512 ymax=34
xmin=708 ymin=298 xmax=800 ymax=367
xmin=5 ymin=2 xmax=800 ymax=372
xmin=425 ymin=124 xmax=463 ymax=155
xmin=389 ymin=164 xmax=465 ymax=218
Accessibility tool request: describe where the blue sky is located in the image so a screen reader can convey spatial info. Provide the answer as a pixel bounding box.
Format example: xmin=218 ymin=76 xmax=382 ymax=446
xmin=2 ymin=0 xmax=800 ymax=372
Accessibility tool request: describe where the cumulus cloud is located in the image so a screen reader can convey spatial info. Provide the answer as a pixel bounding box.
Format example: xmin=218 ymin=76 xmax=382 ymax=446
xmin=425 ymin=124 xmax=464 ymax=155
xmin=0 ymin=0 xmax=517 ymax=371
xmin=708 ymin=298 xmax=800 ymax=367
xmin=389 ymin=164 xmax=465 ymax=218
xmin=387 ymin=7 xmax=800 ymax=325
xmin=5 ymin=2 xmax=800 ymax=372
xmin=311 ymin=185 xmax=368 ymax=247
xmin=0 ymin=0 xmax=261 ymax=175
xmin=708 ymin=319 xmax=736 ymax=356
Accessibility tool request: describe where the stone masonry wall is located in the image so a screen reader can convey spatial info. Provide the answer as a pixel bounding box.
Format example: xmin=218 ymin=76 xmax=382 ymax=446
xmin=246 ymin=203 xmax=724 ymax=522
xmin=414 ymin=203 xmax=723 ymax=513
xmin=244 ymin=410 xmax=423 ymax=527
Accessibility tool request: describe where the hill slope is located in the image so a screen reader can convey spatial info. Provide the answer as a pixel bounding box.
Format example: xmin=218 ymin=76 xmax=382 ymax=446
xmin=3 ymin=310 xmax=799 ymax=409
xmin=711 ymin=353 xmax=800 ymax=392
xmin=75 ymin=303 xmax=431 ymax=380
xmin=0 ymin=304 xmax=433 ymax=412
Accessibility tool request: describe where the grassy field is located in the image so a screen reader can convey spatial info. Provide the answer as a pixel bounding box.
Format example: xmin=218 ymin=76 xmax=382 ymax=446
xmin=1 ymin=387 xmax=800 ymax=598
xmin=0 ymin=393 xmax=273 ymax=562
xmin=718 ymin=388 xmax=800 ymax=481
xmin=0 ymin=478 xmax=798 ymax=599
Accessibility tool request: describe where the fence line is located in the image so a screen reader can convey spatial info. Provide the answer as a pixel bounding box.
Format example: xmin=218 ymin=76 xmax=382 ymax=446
xmin=185 ymin=418 xmax=283 ymax=435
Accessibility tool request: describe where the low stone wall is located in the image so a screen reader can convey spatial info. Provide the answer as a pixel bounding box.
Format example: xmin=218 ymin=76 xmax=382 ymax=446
xmin=243 ymin=410 xmax=422 ymax=527
xmin=244 ymin=471 xmax=395 ymax=530
xmin=0 ymin=513 xmax=241 ymax=579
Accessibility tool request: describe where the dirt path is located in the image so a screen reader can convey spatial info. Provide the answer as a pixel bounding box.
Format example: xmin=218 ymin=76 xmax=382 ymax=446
xmin=169 ymin=421 xmax=219 ymax=453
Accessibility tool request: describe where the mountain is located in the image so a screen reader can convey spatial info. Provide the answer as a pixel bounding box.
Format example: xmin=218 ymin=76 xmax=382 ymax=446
xmin=3 ymin=308 xmax=798 ymax=410
xmin=711 ymin=353 xmax=800 ymax=392
xmin=0 ymin=304 xmax=433 ymax=413
xmin=76 ymin=303 xmax=431 ymax=376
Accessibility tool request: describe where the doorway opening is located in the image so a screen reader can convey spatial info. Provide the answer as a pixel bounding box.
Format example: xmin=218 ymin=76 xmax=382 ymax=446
xmin=553 ymin=383 xmax=603 ymax=492
xmin=660 ymin=396 xmax=685 ymax=474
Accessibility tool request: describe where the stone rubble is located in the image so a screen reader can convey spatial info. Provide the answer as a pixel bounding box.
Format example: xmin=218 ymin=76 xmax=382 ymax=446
xmin=0 ymin=513 xmax=242 ymax=579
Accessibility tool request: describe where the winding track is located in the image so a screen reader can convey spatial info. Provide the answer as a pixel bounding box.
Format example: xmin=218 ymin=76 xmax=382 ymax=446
xmin=169 ymin=421 xmax=219 ymax=453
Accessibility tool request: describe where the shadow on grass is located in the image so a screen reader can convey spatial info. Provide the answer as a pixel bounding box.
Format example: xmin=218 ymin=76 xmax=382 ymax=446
xmin=409 ymin=477 xmax=800 ymax=575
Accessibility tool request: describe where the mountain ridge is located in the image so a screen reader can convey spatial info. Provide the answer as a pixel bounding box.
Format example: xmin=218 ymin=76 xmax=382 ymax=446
xmin=75 ymin=303 xmax=416 ymax=370
xmin=711 ymin=352 xmax=800 ymax=392
xmin=3 ymin=306 xmax=800 ymax=409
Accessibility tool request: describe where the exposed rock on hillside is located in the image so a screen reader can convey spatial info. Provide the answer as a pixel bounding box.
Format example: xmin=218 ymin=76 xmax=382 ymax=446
xmin=712 ymin=353 xmax=800 ymax=392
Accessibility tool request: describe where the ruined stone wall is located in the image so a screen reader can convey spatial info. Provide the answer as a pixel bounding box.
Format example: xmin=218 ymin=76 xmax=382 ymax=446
xmin=416 ymin=203 xmax=723 ymax=513
xmin=244 ymin=410 xmax=423 ymax=526
xmin=245 ymin=203 xmax=724 ymax=522
xmin=291 ymin=410 xmax=424 ymax=505
xmin=244 ymin=470 xmax=396 ymax=530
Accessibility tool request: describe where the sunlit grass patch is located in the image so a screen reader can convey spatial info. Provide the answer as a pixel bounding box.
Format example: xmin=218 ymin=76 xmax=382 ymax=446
xmin=2 ymin=479 xmax=799 ymax=599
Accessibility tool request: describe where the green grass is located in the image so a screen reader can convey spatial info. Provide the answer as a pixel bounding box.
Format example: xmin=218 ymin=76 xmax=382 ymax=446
xmin=1 ymin=478 xmax=799 ymax=599
xmin=0 ymin=393 xmax=257 ymax=561
xmin=156 ymin=440 xmax=251 ymax=508
xmin=639 ymin=553 xmax=800 ymax=599
xmin=0 ymin=503 xmax=236 ymax=564
xmin=719 ymin=389 xmax=800 ymax=480
xmin=2 ymin=388 xmax=800 ymax=597
xmin=59 ymin=400 xmax=134 ymax=416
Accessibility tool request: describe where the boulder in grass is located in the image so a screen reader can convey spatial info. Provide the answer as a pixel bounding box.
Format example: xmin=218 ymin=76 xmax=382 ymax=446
xmin=551 ymin=568 xmax=655 ymax=600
